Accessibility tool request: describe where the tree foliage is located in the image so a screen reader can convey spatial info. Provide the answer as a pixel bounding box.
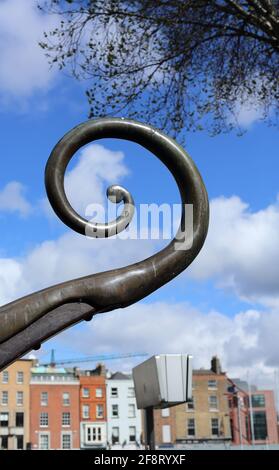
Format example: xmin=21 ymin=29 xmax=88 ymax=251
xmin=39 ymin=0 xmax=279 ymax=137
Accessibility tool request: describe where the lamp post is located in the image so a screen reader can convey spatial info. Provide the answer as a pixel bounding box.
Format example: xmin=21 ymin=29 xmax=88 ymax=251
xmin=236 ymin=394 xmax=243 ymax=449
xmin=144 ymin=407 xmax=155 ymax=451
xmin=247 ymin=372 xmax=255 ymax=447
xmin=133 ymin=354 xmax=193 ymax=451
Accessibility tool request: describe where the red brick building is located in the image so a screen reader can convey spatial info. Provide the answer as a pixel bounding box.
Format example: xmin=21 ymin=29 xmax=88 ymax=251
xmin=79 ymin=364 xmax=107 ymax=449
xmin=228 ymin=381 xmax=279 ymax=445
xmin=30 ymin=366 xmax=80 ymax=450
xmin=153 ymin=407 xmax=177 ymax=446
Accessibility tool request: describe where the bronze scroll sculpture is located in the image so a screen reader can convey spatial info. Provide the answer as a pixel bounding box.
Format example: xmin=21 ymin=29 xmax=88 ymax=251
xmin=0 ymin=118 xmax=209 ymax=371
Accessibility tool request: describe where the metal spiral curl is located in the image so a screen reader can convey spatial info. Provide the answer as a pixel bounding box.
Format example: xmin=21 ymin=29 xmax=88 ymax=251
xmin=45 ymin=120 xmax=138 ymax=239
xmin=0 ymin=118 xmax=209 ymax=370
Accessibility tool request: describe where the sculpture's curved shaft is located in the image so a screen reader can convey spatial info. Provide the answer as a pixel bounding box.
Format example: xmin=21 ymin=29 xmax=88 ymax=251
xmin=0 ymin=118 xmax=209 ymax=350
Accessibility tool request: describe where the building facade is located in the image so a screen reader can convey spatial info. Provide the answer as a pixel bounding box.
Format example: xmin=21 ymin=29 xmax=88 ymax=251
xmin=1 ymin=356 xmax=278 ymax=450
xmin=106 ymin=372 xmax=142 ymax=449
xmin=175 ymin=357 xmax=231 ymax=444
xmin=0 ymin=359 xmax=33 ymax=450
xmin=154 ymin=406 xmax=177 ymax=447
xmin=228 ymin=384 xmax=279 ymax=445
xmin=30 ymin=365 xmax=80 ymax=450
xmin=79 ymin=365 xmax=107 ymax=449
xmin=153 ymin=357 xmax=232 ymax=446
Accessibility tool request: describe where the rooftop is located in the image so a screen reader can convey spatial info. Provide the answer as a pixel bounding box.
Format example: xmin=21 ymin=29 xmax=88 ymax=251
xmin=31 ymin=365 xmax=69 ymax=374
xmin=108 ymin=371 xmax=132 ymax=380
xmin=193 ymin=369 xmax=226 ymax=376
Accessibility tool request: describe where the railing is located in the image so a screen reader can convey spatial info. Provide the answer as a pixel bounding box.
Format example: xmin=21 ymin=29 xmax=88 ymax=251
xmin=0 ymin=118 xmax=209 ymax=371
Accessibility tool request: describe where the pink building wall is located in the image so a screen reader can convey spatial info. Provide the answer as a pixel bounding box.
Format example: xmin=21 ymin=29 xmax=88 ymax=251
xmin=229 ymin=389 xmax=278 ymax=445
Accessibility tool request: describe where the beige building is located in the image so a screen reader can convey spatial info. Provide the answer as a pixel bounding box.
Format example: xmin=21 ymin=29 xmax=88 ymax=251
xmin=0 ymin=359 xmax=33 ymax=450
xmin=152 ymin=356 xmax=231 ymax=447
xmin=175 ymin=357 xmax=231 ymax=443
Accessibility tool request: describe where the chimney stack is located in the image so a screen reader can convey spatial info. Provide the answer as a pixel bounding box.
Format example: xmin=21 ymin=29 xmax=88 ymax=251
xmin=211 ymin=356 xmax=222 ymax=374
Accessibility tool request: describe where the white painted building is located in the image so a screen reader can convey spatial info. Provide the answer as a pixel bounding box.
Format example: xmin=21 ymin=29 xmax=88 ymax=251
xmin=106 ymin=372 xmax=142 ymax=449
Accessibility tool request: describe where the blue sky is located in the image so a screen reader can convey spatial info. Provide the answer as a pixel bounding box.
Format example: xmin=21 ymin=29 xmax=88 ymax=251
xmin=0 ymin=0 xmax=279 ymax=392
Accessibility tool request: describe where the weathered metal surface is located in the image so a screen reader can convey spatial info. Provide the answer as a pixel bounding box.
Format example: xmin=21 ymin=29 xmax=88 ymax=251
xmin=0 ymin=118 xmax=209 ymax=370
xmin=0 ymin=303 xmax=95 ymax=371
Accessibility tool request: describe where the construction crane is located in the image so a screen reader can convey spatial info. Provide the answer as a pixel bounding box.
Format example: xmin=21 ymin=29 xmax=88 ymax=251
xmin=41 ymin=349 xmax=148 ymax=367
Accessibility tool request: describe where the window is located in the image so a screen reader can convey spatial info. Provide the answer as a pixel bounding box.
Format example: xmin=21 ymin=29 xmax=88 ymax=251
xmin=111 ymin=387 xmax=118 ymax=397
xmin=187 ymin=398 xmax=195 ymax=411
xmin=112 ymin=427 xmax=119 ymax=444
xmin=63 ymin=392 xmax=70 ymax=406
xmin=82 ymin=404 xmax=90 ymax=419
xmin=40 ymin=412 xmax=49 ymax=427
xmin=252 ymin=394 xmax=265 ymax=408
xmin=62 ymin=412 xmax=71 ymax=426
xmin=0 ymin=412 xmax=9 ymax=427
xmin=16 ymin=391 xmax=24 ymax=406
xmin=62 ymin=433 xmax=72 ymax=450
xmin=161 ymin=408 xmax=170 ymax=417
xmin=162 ymin=425 xmax=171 ymax=443
xmin=0 ymin=436 xmax=8 ymax=450
xmin=41 ymin=392 xmax=48 ymax=406
xmin=128 ymin=404 xmax=136 ymax=418
xmin=243 ymin=396 xmax=249 ymax=407
xmin=2 ymin=371 xmax=8 ymax=384
xmin=82 ymin=387 xmax=90 ymax=398
xmin=187 ymin=418 xmax=195 ymax=437
xmin=253 ymin=411 xmax=268 ymax=440
xmin=129 ymin=426 xmax=136 ymax=442
xmin=245 ymin=416 xmax=250 ymax=442
xmin=211 ymin=418 xmax=219 ymax=436
xmin=86 ymin=425 xmax=102 ymax=443
xmin=16 ymin=436 xmax=24 ymax=450
xmin=1 ymin=391 xmax=8 ymax=405
xmin=96 ymin=388 xmax=103 ymax=398
xmin=39 ymin=434 xmax=49 ymax=450
xmin=128 ymin=387 xmax=135 ymax=398
xmin=16 ymin=412 xmax=24 ymax=427
xmin=112 ymin=404 xmax=119 ymax=418
xmin=96 ymin=404 xmax=104 ymax=419
xmin=208 ymin=379 xmax=217 ymax=389
xmin=209 ymin=395 xmax=218 ymax=410
xmin=17 ymin=371 xmax=24 ymax=384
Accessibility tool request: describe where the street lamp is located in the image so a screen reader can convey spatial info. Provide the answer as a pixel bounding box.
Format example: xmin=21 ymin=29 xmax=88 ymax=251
xmin=133 ymin=354 xmax=193 ymax=450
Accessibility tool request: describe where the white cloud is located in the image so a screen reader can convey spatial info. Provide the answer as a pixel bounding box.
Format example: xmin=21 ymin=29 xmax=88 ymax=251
xmin=229 ymin=98 xmax=265 ymax=128
xmin=0 ymin=258 xmax=24 ymax=306
xmin=235 ymin=102 xmax=264 ymax=127
xmin=227 ymin=77 xmax=270 ymax=128
xmin=189 ymin=195 xmax=279 ymax=307
xmin=0 ymin=230 xmax=157 ymax=305
xmin=48 ymin=300 xmax=279 ymax=392
xmin=0 ymin=181 xmax=32 ymax=217
xmin=43 ymin=143 xmax=129 ymax=219
xmin=64 ymin=144 xmax=129 ymax=215
xmin=0 ymin=144 xmax=157 ymax=301
xmin=17 ymin=231 xmax=157 ymax=295
xmin=0 ymin=143 xmax=278 ymax=395
xmin=0 ymin=0 xmax=57 ymax=98
xmin=2 ymin=162 xmax=279 ymax=324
